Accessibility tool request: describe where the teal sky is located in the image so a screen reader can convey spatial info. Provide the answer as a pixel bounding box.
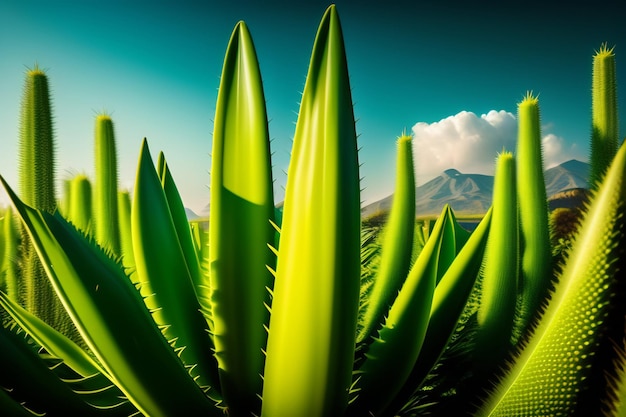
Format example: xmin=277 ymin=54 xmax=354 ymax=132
xmin=1 ymin=0 xmax=624 ymax=214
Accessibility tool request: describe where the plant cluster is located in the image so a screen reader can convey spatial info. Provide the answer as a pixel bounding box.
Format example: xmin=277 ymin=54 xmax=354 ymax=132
xmin=1 ymin=5 xmax=624 ymax=416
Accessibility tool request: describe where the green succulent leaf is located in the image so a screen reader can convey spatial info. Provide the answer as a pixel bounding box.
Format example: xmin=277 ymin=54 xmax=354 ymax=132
xmin=0 ymin=175 xmax=220 ymax=416
xmin=0 ymin=385 xmax=36 ymax=417
xmin=0 ymin=291 xmax=101 ymax=378
xmin=0 ymin=322 xmax=111 ymax=416
xmin=157 ymin=152 xmax=205 ymax=305
xmin=131 ymin=139 xmax=221 ymax=401
xmin=209 ymin=19 xmax=276 ymax=416
xmin=388 ymin=207 xmax=493 ymax=411
xmin=0 ymin=304 xmax=138 ymax=416
xmin=349 ymin=205 xmax=450 ymax=416
xmin=261 ymin=5 xmax=361 ymax=416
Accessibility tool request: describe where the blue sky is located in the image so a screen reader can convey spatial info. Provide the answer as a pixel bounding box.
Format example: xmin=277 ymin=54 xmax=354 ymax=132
xmin=1 ymin=0 xmax=624 ymax=214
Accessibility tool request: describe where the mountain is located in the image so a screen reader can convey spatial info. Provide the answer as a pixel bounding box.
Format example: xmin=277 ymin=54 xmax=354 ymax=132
xmin=547 ymin=187 xmax=591 ymax=211
xmin=544 ymin=159 xmax=589 ymax=196
xmin=185 ymin=207 xmax=200 ymax=220
xmin=361 ymin=159 xmax=589 ymax=217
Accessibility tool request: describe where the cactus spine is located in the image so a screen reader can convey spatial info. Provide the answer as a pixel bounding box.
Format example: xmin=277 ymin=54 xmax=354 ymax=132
xmin=589 ymin=43 xmax=619 ymax=188
xmin=93 ymin=114 xmax=121 ymax=255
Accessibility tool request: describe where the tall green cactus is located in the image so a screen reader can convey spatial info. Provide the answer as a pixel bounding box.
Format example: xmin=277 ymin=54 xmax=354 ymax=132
xmin=17 ymin=66 xmax=71 ymax=335
xmin=589 ymin=43 xmax=619 ymax=189
xmin=261 ymin=6 xmax=361 ymax=416
xmin=93 ymin=114 xmax=121 ymax=255
xmin=515 ymin=92 xmax=552 ymax=339
xmin=66 ymin=174 xmax=93 ymax=235
xmin=357 ymin=133 xmax=415 ymax=344
xmin=1 ymin=208 xmax=19 ymax=301
xmin=19 ymin=66 xmax=56 ymax=213
xmin=474 ymin=151 xmax=519 ymax=365
xmin=476 ymin=139 xmax=626 ymax=417
xmin=117 ymin=189 xmax=135 ymax=277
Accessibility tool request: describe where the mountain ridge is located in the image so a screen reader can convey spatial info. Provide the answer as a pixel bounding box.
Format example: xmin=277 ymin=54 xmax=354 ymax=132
xmin=361 ymin=159 xmax=589 ymax=217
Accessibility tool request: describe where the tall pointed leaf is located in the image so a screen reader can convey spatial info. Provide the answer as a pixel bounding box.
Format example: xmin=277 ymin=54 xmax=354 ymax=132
xmin=132 ymin=140 xmax=221 ymax=400
xmin=261 ymin=5 xmax=361 ymax=416
xmin=209 ymin=20 xmax=275 ymax=416
xmin=1 ymin=176 xmax=220 ymax=416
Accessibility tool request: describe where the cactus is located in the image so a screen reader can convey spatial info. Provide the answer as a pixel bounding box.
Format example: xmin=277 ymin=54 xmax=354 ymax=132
xmin=476 ymin=139 xmax=626 ymax=417
xmin=357 ymin=133 xmax=416 ymax=344
xmin=117 ymin=189 xmax=135 ymax=277
xmin=515 ymin=92 xmax=552 ymax=339
xmin=93 ymin=114 xmax=121 ymax=255
xmin=66 ymin=174 xmax=93 ymax=235
xmin=19 ymin=66 xmax=56 ymax=213
xmin=17 ymin=66 xmax=73 ymax=337
xmin=1 ymin=208 xmax=20 ymax=301
xmin=589 ymin=43 xmax=619 ymax=189
xmin=474 ymin=151 xmax=519 ymax=365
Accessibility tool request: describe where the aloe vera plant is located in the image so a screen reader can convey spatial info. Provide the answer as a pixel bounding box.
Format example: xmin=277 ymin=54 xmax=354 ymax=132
xmin=132 ymin=140 xmax=222 ymax=403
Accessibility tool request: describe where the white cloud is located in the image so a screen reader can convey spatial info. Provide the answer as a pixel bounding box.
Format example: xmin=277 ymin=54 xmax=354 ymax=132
xmin=541 ymin=133 xmax=586 ymax=169
xmin=411 ymin=110 xmax=586 ymax=184
xmin=411 ymin=110 xmax=517 ymax=184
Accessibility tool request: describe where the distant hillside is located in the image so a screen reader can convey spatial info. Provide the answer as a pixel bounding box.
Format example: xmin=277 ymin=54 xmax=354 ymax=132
xmin=547 ymin=187 xmax=590 ymax=211
xmin=362 ymin=159 xmax=589 ymax=217
xmin=185 ymin=207 xmax=200 ymax=220
xmin=544 ymin=159 xmax=589 ymax=196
